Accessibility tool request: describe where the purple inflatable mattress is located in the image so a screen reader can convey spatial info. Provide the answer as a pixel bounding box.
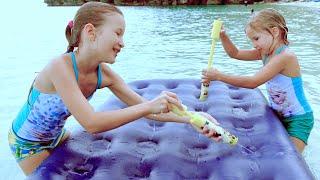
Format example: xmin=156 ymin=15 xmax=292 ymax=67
xmin=29 ymin=79 xmax=314 ymax=179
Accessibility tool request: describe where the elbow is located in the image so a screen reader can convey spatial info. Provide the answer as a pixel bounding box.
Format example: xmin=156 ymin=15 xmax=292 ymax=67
xmin=81 ymin=115 xmax=101 ymax=134
xmin=246 ymin=84 xmax=258 ymax=89
xmin=246 ymin=79 xmax=260 ymax=89
xmin=86 ymin=126 xmax=99 ymax=134
xmin=83 ymin=114 xmax=116 ymax=134
xmin=229 ymin=53 xmax=237 ymax=59
xmin=228 ymin=50 xmax=239 ymax=59
xmin=83 ymin=122 xmax=99 ymax=134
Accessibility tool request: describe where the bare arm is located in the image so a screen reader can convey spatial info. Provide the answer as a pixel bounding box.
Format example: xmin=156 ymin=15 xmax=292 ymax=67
xmin=202 ymin=53 xmax=290 ymax=88
xmin=50 ymin=58 xmax=153 ymax=134
xmin=102 ymin=65 xmax=189 ymax=123
xmin=220 ymin=31 xmax=261 ymax=61
xmin=102 ymin=65 xmax=144 ymax=106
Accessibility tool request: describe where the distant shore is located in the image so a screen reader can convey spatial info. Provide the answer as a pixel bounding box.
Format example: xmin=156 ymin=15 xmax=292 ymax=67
xmin=283 ymin=1 xmax=320 ymax=8
xmin=44 ymin=0 xmax=279 ymax=6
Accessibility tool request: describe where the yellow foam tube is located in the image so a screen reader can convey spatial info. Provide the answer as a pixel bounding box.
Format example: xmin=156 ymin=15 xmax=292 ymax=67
xmin=211 ymin=19 xmax=223 ymax=41
xmin=190 ymin=114 xmax=238 ymax=145
xmin=199 ymin=19 xmax=223 ymax=101
xmin=171 ymin=104 xmax=238 ymax=145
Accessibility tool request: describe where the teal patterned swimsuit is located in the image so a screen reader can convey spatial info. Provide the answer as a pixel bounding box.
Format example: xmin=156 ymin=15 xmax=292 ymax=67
xmin=8 ymin=52 xmax=102 ymax=161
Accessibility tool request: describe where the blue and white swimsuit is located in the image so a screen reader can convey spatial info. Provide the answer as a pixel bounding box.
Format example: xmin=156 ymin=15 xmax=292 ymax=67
xmin=9 ymin=52 xmax=102 ymax=161
xmin=263 ymin=46 xmax=313 ymax=144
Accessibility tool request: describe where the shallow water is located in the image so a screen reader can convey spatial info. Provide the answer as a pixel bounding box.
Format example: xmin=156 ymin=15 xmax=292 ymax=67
xmin=0 ymin=1 xmax=319 ymax=179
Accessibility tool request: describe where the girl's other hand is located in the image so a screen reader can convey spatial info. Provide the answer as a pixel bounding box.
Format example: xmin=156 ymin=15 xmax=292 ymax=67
xmin=201 ymin=125 xmax=222 ymax=142
xmin=201 ymin=68 xmax=221 ymax=83
xmin=220 ymin=25 xmax=227 ymax=38
xmin=190 ymin=112 xmax=222 ymax=142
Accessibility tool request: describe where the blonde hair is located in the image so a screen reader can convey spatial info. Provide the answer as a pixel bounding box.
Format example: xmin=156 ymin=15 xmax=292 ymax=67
xmin=246 ymin=8 xmax=289 ymax=45
xmin=65 ymin=2 xmax=123 ymax=53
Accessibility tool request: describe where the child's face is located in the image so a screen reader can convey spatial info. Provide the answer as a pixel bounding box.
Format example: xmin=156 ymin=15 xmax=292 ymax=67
xmin=246 ymin=27 xmax=274 ymax=55
xmin=97 ymin=13 xmax=125 ymax=64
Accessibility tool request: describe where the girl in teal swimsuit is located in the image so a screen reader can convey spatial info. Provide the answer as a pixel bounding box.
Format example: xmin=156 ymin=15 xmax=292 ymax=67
xmin=201 ymin=8 xmax=313 ymax=153
xmin=9 ymin=2 xmax=219 ymax=175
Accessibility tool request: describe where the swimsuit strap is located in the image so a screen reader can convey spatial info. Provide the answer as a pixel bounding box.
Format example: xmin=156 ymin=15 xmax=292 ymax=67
xmin=96 ymin=64 xmax=102 ymax=89
xmin=70 ymin=52 xmax=79 ymax=81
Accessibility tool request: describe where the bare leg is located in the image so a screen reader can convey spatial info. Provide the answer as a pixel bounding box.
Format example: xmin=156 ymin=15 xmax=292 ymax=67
xmin=18 ymin=131 xmax=70 ymax=175
xmin=290 ymin=136 xmax=306 ymax=153
xmin=19 ymin=150 xmax=51 ymax=175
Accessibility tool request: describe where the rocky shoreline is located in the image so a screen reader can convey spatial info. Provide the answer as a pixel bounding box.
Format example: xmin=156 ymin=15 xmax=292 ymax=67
xmin=44 ymin=0 xmax=279 ymax=6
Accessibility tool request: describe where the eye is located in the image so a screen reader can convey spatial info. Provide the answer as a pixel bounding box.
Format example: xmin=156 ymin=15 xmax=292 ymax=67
xmin=253 ymin=37 xmax=259 ymax=41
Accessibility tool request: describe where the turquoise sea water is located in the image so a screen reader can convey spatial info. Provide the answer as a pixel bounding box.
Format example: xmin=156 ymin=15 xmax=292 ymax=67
xmin=0 ymin=1 xmax=319 ymax=179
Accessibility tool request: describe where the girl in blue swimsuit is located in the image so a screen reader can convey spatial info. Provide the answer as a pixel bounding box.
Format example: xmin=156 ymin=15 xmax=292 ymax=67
xmin=201 ymin=8 xmax=313 ymax=153
xmin=8 ymin=2 xmax=218 ymax=175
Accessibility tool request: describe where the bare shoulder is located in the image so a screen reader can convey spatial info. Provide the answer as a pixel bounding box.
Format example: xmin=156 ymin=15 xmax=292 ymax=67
xmin=280 ymin=49 xmax=298 ymax=64
xmin=34 ymin=54 xmax=72 ymax=93
xmin=48 ymin=54 xmax=72 ymax=72
xmin=279 ymin=48 xmax=300 ymax=76
xmin=99 ymin=63 xmax=112 ymax=74
xmin=99 ymin=63 xmax=115 ymax=88
xmin=100 ymin=63 xmax=125 ymax=88
xmin=47 ymin=54 xmax=75 ymax=81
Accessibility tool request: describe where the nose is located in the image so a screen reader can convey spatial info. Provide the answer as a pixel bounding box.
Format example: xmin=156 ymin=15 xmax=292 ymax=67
xmin=119 ymin=37 xmax=124 ymax=48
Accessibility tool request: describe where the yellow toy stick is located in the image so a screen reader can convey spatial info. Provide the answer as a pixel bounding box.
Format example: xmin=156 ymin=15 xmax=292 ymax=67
xmin=199 ymin=19 xmax=223 ymax=101
xmin=171 ymin=104 xmax=238 ymax=145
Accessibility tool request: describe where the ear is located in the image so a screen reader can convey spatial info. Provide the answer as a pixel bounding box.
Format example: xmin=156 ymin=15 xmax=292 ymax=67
xmin=83 ymin=23 xmax=96 ymax=41
xmin=271 ymin=27 xmax=280 ymax=38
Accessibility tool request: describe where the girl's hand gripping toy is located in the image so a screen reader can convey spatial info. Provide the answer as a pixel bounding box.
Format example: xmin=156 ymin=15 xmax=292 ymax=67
xmin=171 ymin=104 xmax=238 ymax=145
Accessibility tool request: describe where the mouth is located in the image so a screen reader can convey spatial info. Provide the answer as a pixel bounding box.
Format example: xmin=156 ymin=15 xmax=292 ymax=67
xmin=113 ymin=48 xmax=120 ymax=56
